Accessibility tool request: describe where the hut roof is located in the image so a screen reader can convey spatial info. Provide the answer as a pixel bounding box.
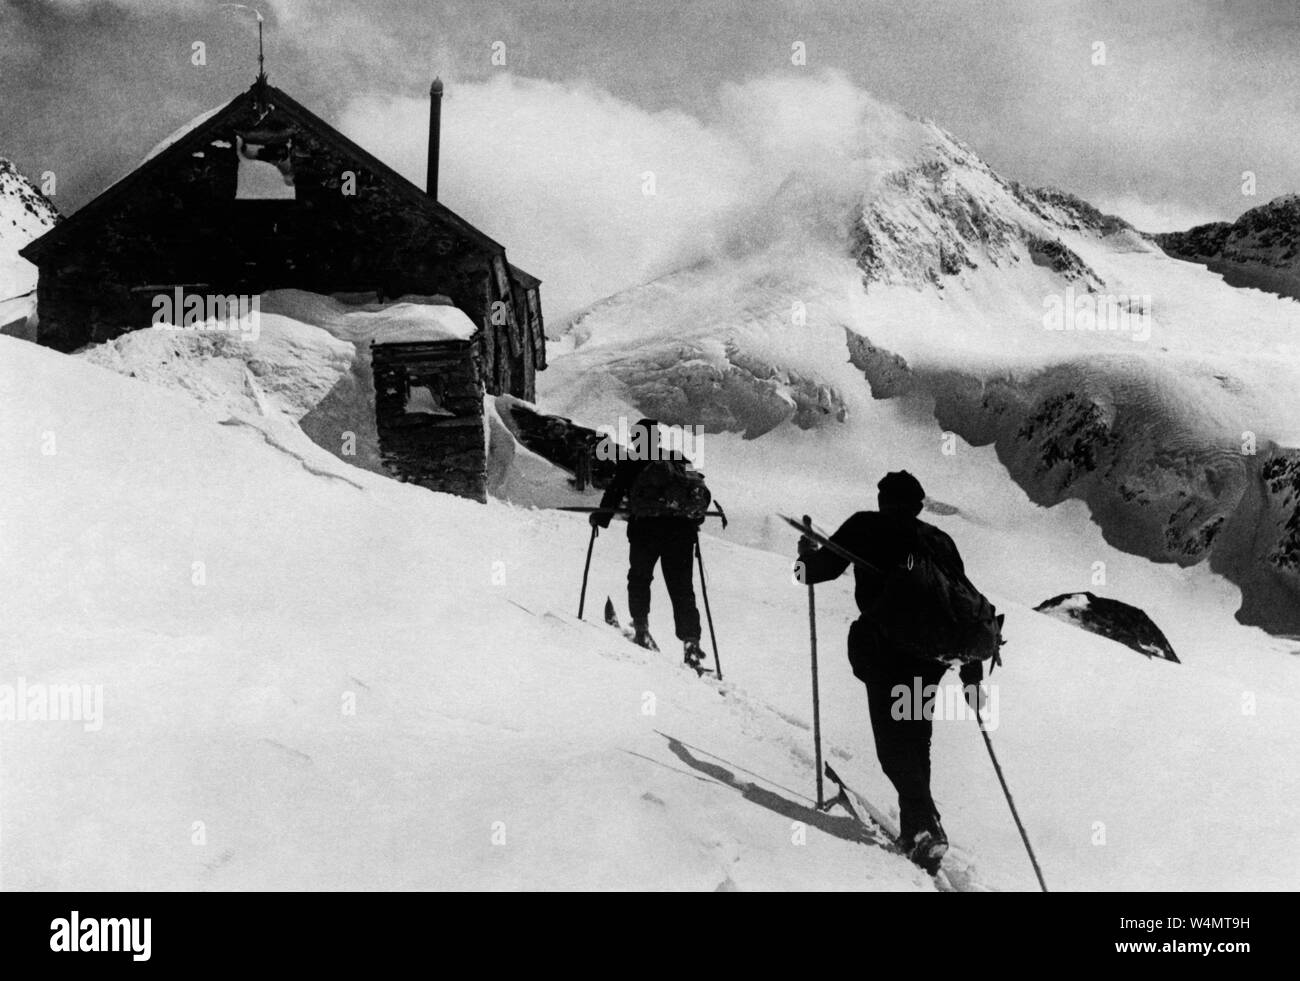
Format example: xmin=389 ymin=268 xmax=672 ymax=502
xmin=22 ymin=77 xmax=538 ymax=291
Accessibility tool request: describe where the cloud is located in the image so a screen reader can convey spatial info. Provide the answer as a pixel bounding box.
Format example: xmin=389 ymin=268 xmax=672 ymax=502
xmin=0 ymin=1 xmax=40 ymax=69
xmin=14 ymin=1 xmax=1296 ymax=317
xmin=1093 ymin=194 xmax=1227 ymax=234
xmin=338 ymin=70 xmax=924 ymax=319
xmin=339 ymin=75 xmax=744 ymax=319
xmin=11 ymin=0 xmax=1300 ymax=275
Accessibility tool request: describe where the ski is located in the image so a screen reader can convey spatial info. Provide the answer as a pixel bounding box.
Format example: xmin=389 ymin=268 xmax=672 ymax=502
xmin=779 ymin=512 xmax=885 ymax=576
xmin=683 ymin=647 xmax=706 ymax=676
xmin=823 ymin=762 xmax=976 ymax=892
xmin=557 ymin=506 xmax=727 ymax=522
xmin=602 ymin=597 xmax=724 ymax=680
xmin=603 ymin=596 xmax=659 ymax=651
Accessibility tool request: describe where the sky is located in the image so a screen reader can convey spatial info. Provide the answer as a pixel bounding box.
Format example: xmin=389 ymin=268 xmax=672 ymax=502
xmin=2 ymin=0 xmax=1298 ymax=316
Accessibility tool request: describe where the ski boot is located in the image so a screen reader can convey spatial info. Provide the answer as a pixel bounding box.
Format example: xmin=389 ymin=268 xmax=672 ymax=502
xmin=631 ymin=620 xmax=659 ymax=651
xmin=683 ymin=639 xmax=705 ymax=672
xmin=898 ymin=808 xmax=948 ymax=876
xmin=905 ymin=826 xmax=949 ymax=876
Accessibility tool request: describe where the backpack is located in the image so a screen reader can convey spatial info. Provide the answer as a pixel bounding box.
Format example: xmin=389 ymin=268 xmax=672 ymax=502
xmin=625 ymin=459 xmax=712 ymax=520
xmin=865 ymin=524 xmax=1004 ymax=666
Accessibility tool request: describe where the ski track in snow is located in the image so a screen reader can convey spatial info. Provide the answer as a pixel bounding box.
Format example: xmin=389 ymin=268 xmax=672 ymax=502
xmin=216 ymin=416 xmax=367 ymax=490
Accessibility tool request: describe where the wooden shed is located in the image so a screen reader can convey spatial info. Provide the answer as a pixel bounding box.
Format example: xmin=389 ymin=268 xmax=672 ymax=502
xmin=19 ymin=74 xmax=545 ymax=405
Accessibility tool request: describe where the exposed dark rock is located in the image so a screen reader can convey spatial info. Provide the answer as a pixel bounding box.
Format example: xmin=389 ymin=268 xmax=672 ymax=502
xmin=0 ymin=157 xmax=61 ymax=230
xmin=1035 ymin=591 xmax=1179 ymax=662
xmin=608 ymin=342 xmax=846 ymax=440
xmin=1012 ymin=185 xmax=1133 ymax=236
xmin=1025 ymin=234 xmax=1102 ymax=285
xmin=847 ymin=160 xmax=1122 ymax=294
xmin=1155 ymin=221 xmax=1232 ymax=259
xmin=1155 ymin=194 xmax=1300 ymax=300
xmin=496 ymin=397 xmax=616 ymax=490
xmin=1260 ymin=453 xmax=1300 ymax=573
xmin=842 ymin=343 xmax=1296 ymax=630
xmin=844 ymin=327 xmax=915 ymax=398
xmin=1013 ymin=390 xmax=1121 ymax=493
xmin=850 ymin=160 xmax=1023 ymax=290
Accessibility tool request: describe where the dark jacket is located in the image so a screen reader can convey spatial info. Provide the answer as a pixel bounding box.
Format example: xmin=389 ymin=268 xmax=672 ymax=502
xmin=803 ymin=510 xmax=982 ymax=689
xmin=800 ymin=511 xmax=964 ymax=615
xmin=593 ymin=452 xmax=702 ymax=531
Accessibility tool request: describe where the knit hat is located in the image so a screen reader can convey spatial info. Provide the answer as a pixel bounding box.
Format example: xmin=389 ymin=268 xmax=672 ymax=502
xmin=877 ymin=470 xmax=925 ymax=516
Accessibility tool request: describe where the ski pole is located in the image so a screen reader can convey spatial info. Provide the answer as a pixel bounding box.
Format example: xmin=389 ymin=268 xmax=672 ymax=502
xmin=975 ymin=702 xmax=1049 ymax=892
xmin=802 ymin=515 xmax=825 ymax=810
xmin=694 ymin=537 xmax=722 ymax=681
xmin=578 ymin=524 xmax=598 ymax=620
xmin=778 ymin=513 xmax=885 ymax=576
xmin=557 ymin=506 xmax=728 ymax=518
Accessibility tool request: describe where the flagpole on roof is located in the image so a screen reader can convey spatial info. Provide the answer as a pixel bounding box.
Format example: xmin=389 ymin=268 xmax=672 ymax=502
xmin=219 ymin=4 xmax=267 ymax=89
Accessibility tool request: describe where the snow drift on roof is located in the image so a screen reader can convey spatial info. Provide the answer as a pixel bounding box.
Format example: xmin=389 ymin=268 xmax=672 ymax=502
xmin=260 ymin=289 xmax=478 ymax=345
xmin=141 ymin=103 xmax=230 ymax=165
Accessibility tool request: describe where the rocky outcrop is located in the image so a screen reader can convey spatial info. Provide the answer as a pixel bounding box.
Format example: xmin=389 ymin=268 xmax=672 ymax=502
xmin=1035 ymin=591 xmax=1179 ymax=661
xmin=1207 ymin=447 xmax=1300 ymax=633
xmin=495 ymin=396 xmax=616 ymax=490
xmin=608 ymin=341 xmax=847 ymax=440
xmin=850 ymin=159 xmax=1022 ymax=290
xmin=843 ymin=346 xmax=1300 ymax=633
xmin=1012 ymin=185 xmax=1134 ymax=237
xmin=1025 ymin=234 xmax=1101 ymax=285
xmin=929 ymin=363 xmax=1252 ymax=567
xmin=848 ymin=152 xmax=1108 ymax=293
xmin=1156 ymin=194 xmax=1300 ymax=300
xmin=844 ymin=328 xmax=915 ymax=398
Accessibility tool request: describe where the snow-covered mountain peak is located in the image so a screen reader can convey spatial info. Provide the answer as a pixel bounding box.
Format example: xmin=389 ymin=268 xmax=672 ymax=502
xmin=545 ymin=97 xmax=1300 ymax=636
xmin=0 ymin=158 xmax=59 ymax=299
xmin=846 ymin=124 xmax=1151 ymax=293
xmin=699 ymin=103 xmax=1139 ymax=297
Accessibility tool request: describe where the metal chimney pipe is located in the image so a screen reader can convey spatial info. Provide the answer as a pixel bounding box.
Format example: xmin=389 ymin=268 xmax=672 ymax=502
xmin=427 ymin=76 xmax=443 ymax=199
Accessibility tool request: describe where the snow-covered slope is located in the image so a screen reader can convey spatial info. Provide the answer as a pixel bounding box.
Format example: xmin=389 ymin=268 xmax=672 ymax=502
xmin=548 ymin=103 xmax=1300 ymax=636
xmin=0 ymin=335 xmax=946 ymax=891
xmin=3 ymin=328 xmax=1299 ymax=890
xmin=0 ymin=157 xmax=58 ymax=318
xmin=5 ymin=85 xmax=1299 ymax=892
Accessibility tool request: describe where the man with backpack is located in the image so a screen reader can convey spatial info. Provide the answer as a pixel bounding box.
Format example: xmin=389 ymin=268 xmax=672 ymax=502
xmin=591 ymin=418 xmax=711 ymax=666
xmin=793 ymin=471 xmax=995 ymax=874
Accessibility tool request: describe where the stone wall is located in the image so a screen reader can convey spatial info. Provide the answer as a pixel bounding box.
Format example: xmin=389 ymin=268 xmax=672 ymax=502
xmin=371 ymin=338 xmax=487 ymax=502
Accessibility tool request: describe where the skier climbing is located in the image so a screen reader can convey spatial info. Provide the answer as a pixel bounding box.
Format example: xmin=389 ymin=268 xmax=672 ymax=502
xmin=793 ymin=471 xmax=986 ymax=874
xmin=591 ymin=418 xmax=710 ymax=666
